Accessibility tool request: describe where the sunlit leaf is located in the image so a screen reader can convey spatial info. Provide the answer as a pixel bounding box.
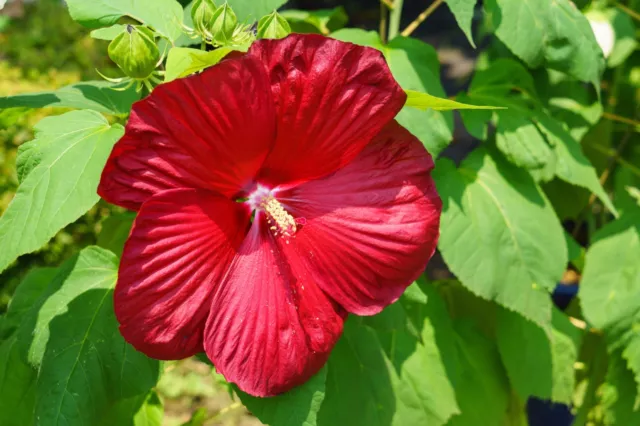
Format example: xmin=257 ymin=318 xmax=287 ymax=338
xmin=434 ymin=148 xmax=566 ymax=328
xmin=16 ymin=247 xmax=160 ymax=426
xmin=0 ymin=81 xmax=138 ymax=115
xmin=484 ymin=0 xmax=605 ymax=91
xmin=66 ymin=0 xmax=184 ymax=42
xmin=0 ymin=111 xmax=124 ymax=274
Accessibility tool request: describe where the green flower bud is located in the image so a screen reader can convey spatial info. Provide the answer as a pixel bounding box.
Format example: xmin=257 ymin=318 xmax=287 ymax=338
xmin=191 ymin=0 xmax=217 ymax=36
xmin=257 ymin=11 xmax=291 ymax=40
xmin=209 ymin=3 xmax=238 ymax=45
xmin=108 ymin=25 xmax=159 ymax=79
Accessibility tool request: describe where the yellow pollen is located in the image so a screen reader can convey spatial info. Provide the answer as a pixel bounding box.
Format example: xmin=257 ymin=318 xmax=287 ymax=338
xmin=260 ymin=196 xmax=297 ymax=238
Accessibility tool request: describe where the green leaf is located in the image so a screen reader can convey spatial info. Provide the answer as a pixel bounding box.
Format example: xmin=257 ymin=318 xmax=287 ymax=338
xmin=91 ymin=24 xmax=128 ymax=40
xmin=0 ymin=336 xmax=37 ymax=426
xmin=564 ymin=231 xmax=584 ymax=270
xmin=580 ymin=210 xmax=640 ymax=394
xmin=65 ymin=0 xmax=184 ymax=42
xmin=484 ymin=0 xmax=605 ymax=91
xmin=332 ymin=29 xmax=453 ymax=156
xmin=0 ymin=266 xmax=56 ymax=426
xmin=433 ymin=148 xmax=566 ymax=328
xmin=100 ymin=391 xmax=164 ymax=426
xmin=446 ymin=321 xmax=511 ymax=426
xmin=280 ymin=7 xmax=348 ymax=35
xmin=17 ymin=247 xmax=160 ymax=426
xmin=496 ymin=308 xmax=580 ymax=404
xmin=319 ymin=283 xmax=506 ymax=426
xmin=97 ymin=212 xmax=136 ymax=258
xmin=257 ymin=11 xmax=292 ymax=39
xmin=226 ymin=0 xmax=288 ymax=22
xmin=364 ymin=282 xmax=461 ymax=426
xmin=494 ymin=108 xmax=554 ymax=171
xmin=0 ymin=267 xmax=56 ymax=339
xmin=237 ymin=367 xmax=327 ymax=426
xmin=465 ymin=61 xmax=615 ymax=213
xmin=404 ymin=90 xmax=504 ymax=111
xmin=601 ymin=351 xmax=640 ymax=425
xmin=444 ymin=0 xmax=478 ymax=48
xmin=164 ymin=46 xmax=245 ymax=82
xmin=0 ymin=111 xmax=124 ymax=274
xmin=0 ymin=81 xmax=139 ymax=115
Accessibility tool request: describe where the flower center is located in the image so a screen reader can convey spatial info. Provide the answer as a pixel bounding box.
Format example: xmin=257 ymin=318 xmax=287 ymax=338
xmin=261 ymin=195 xmax=297 ymax=238
xmin=247 ymin=185 xmax=299 ymax=239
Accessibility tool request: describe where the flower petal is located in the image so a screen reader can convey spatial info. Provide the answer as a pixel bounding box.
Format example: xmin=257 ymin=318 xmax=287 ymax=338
xmin=248 ymin=33 xmax=406 ymax=186
xmin=277 ymin=121 xmax=442 ymax=315
xmin=204 ymin=218 xmax=345 ymax=397
xmin=99 ymin=55 xmax=276 ymax=211
xmin=115 ymin=188 xmax=250 ymax=360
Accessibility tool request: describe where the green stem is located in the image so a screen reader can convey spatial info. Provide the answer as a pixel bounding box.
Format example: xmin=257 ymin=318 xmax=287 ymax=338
xmin=379 ymin=2 xmax=389 ymax=43
xmin=388 ymin=0 xmax=404 ymax=40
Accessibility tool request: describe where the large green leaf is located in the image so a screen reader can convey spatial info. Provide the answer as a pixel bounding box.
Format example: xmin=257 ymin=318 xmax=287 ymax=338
xmin=100 ymin=391 xmax=164 ymax=426
xmin=0 ymin=110 xmax=123 ymax=274
xmin=332 ymin=29 xmax=453 ymax=157
xmin=16 ymin=247 xmax=160 ymax=426
xmin=237 ymin=367 xmax=327 ymax=426
xmin=364 ymin=282 xmax=460 ymax=426
xmin=445 ymin=321 xmax=510 ymax=426
xmin=0 ymin=267 xmax=57 ymax=426
xmin=433 ymin=148 xmax=566 ymax=327
xmin=97 ymin=212 xmax=136 ymax=258
xmin=0 ymin=336 xmax=37 ymax=426
xmin=601 ymin=350 xmax=640 ymax=425
xmin=0 ymin=267 xmax=56 ymax=340
xmin=0 ymin=81 xmax=138 ymax=115
xmin=484 ymin=0 xmax=605 ymax=90
xmin=66 ymin=0 xmax=184 ymax=42
xmin=319 ymin=281 xmax=507 ymax=426
xmin=496 ymin=308 xmax=581 ymax=404
xmin=226 ymin=0 xmax=288 ymax=22
xmin=445 ymin=0 xmax=478 ymax=48
xmin=463 ymin=61 xmax=615 ymax=213
xmin=580 ymin=210 xmax=640 ymax=394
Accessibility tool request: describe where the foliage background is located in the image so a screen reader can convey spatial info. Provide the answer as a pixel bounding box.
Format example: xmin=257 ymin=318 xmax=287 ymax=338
xmin=0 ymin=0 xmax=639 ymax=425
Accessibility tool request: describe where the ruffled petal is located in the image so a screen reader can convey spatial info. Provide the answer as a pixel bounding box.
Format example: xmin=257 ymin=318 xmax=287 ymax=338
xmin=204 ymin=217 xmax=345 ymax=397
xmin=115 ymin=188 xmax=250 ymax=360
xmin=277 ymin=121 xmax=442 ymax=315
xmin=99 ymin=55 xmax=276 ymax=211
xmin=248 ymin=33 xmax=406 ymax=187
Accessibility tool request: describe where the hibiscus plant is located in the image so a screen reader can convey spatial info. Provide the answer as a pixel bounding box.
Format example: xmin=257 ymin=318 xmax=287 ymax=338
xmin=0 ymin=0 xmax=639 ymax=425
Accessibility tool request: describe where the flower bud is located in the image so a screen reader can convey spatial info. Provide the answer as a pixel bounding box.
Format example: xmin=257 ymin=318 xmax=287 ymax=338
xmin=108 ymin=25 xmax=159 ymax=79
xmin=191 ymin=0 xmax=217 ymax=36
xmin=209 ymin=3 xmax=238 ymax=45
xmin=257 ymin=11 xmax=291 ymax=40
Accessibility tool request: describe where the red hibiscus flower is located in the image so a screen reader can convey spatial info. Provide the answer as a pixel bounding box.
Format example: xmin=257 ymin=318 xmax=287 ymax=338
xmin=98 ymin=34 xmax=442 ymax=397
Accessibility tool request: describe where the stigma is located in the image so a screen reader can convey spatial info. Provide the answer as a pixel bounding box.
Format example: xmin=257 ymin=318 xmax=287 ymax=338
xmin=247 ymin=185 xmax=300 ymax=240
xmin=261 ymin=196 xmax=297 ymax=238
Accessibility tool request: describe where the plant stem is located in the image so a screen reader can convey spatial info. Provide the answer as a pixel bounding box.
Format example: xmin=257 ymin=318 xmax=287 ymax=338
xmin=388 ymin=0 xmax=404 ymax=40
xmin=401 ymin=0 xmax=444 ymax=37
xmin=380 ymin=0 xmax=394 ymax=9
xmin=615 ymin=1 xmax=640 ymax=22
xmin=380 ymin=2 xmax=389 ymax=43
xmin=602 ymin=111 xmax=640 ymax=128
